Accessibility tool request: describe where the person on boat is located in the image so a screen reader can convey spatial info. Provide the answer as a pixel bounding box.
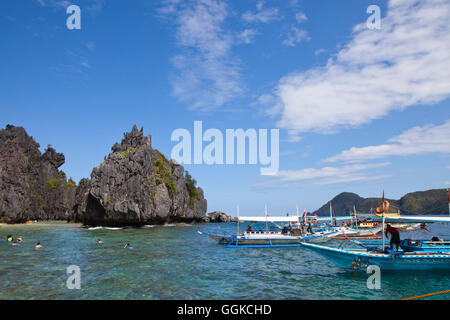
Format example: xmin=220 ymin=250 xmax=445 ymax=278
xmin=97 ymin=239 xmax=104 ymax=244
xmin=35 ymin=242 xmax=42 ymax=249
xmin=246 ymin=225 xmax=252 ymax=232
xmin=431 ymin=236 xmax=440 ymax=242
xmin=281 ymin=226 xmax=289 ymax=234
xmin=307 ymin=222 xmax=312 ymax=234
xmin=385 ymin=224 xmax=401 ymax=251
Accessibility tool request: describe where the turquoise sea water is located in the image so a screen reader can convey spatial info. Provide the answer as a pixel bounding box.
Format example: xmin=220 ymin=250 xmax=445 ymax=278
xmin=1 ymin=222 xmax=450 ymax=300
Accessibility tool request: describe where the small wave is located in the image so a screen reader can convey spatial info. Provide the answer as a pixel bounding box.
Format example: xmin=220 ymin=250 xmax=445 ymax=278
xmin=87 ymin=226 xmax=124 ymax=230
xmin=141 ymin=225 xmax=155 ymax=228
xmin=162 ymin=224 xmax=176 ymax=227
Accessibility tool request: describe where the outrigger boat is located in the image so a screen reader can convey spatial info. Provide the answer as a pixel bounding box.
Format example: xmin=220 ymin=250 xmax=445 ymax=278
xmin=311 ymin=203 xmax=382 ymax=239
xmin=198 ymin=207 xmax=341 ymax=247
xmin=301 ymin=193 xmax=450 ymax=271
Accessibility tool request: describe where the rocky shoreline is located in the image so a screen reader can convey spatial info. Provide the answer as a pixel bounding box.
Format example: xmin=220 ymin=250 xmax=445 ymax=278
xmin=0 ymin=125 xmax=211 ymax=227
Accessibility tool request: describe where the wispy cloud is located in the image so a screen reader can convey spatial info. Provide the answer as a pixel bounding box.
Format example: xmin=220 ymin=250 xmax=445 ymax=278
xmin=283 ymin=26 xmax=309 ymax=47
xmin=35 ymin=0 xmax=105 ymax=12
xmin=314 ymin=48 xmax=326 ymax=56
xmin=160 ymin=0 xmax=242 ymax=111
xmin=295 ymin=12 xmax=307 ymax=23
xmin=271 ymin=0 xmax=450 ymax=139
xmin=325 ymin=120 xmax=450 ymax=163
xmin=237 ymin=29 xmax=257 ymax=44
xmin=242 ymin=1 xmax=279 ymax=23
xmin=282 ymin=11 xmax=309 ymax=47
xmin=255 ymin=162 xmax=391 ymax=186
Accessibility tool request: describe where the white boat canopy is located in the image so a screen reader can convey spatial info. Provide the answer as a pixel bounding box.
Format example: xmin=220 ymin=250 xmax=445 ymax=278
xmin=371 ymin=215 xmax=450 ymax=224
xmin=314 ymin=216 xmax=351 ymax=222
xmin=238 ymin=216 xmax=300 ymax=222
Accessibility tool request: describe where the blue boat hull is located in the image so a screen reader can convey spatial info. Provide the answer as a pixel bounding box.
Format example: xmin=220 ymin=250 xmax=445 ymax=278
xmin=302 ymin=243 xmax=450 ymax=271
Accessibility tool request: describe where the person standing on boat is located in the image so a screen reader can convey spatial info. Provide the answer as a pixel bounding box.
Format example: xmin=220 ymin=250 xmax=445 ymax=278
xmin=307 ymin=222 xmax=312 ymax=234
xmin=385 ymin=224 xmax=401 ymax=251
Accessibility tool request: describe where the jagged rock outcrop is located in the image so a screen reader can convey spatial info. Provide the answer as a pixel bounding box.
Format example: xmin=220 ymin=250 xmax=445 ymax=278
xmin=206 ymin=211 xmax=238 ymax=222
xmin=0 ymin=125 xmax=76 ymax=223
xmin=71 ymin=125 xmax=207 ymax=226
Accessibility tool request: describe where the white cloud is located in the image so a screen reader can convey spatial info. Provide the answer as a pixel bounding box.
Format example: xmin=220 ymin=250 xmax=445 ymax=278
xmin=242 ymin=1 xmax=279 ymax=23
xmin=295 ymin=12 xmax=307 ymax=23
xmin=237 ymin=29 xmax=257 ymax=44
xmin=282 ymin=26 xmax=309 ymax=47
xmin=325 ymin=120 xmax=450 ymax=163
xmin=162 ymin=0 xmax=242 ymax=110
xmin=257 ymin=162 xmax=391 ymax=186
xmin=272 ymin=0 xmax=450 ymax=138
xmin=36 ymin=0 xmax=104 ymax=12
xmin=314 ymin=49 xmax=326 ymax=56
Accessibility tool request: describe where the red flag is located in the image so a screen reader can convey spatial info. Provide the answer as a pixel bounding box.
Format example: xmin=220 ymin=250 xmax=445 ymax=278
xmin=302 ymin=211 xmax=307 ymax=218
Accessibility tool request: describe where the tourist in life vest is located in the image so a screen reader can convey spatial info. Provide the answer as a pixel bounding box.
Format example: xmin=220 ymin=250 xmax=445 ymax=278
xmin=385 ymin=224 xmax=401 ymax=251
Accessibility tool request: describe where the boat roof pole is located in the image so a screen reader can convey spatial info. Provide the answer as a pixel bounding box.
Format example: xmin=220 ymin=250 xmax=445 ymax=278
xmin=237 ymin=205 xmax=240 ymax=235
xmin=265 ymin=205 xmax=269 ymax=231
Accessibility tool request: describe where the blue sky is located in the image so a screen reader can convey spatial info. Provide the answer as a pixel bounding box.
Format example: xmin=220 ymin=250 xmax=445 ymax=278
xmin=1 ymin=0 xmax=450 ymax=216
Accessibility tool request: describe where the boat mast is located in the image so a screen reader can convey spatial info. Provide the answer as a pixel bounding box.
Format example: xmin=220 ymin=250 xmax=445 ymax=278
xmin=382 ymin=212 xmax=385 ymax=251
xmin=381 ymin=191 xmax=386 ymax=251
xmin=353 ymin=205 xmax=358 ymax=230
xmin=329 ymin=201 xmax=333 ymax=226
xmin=448 ymin=189 xmax=450 ymax=216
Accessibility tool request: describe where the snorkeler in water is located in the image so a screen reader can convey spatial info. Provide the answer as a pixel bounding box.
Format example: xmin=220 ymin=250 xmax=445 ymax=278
xmin=97 ymin=239 xmax=104 ymax=244
xmin=7 ymin=235 xmax=13 ymax=242
xmin=124 ymin=243 xmax=131 ymax=249
xmin=35 ymin=242 xmax=42 ymax=249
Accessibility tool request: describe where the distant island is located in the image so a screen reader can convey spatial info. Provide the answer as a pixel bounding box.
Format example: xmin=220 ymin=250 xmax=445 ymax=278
xmin=0 ymin=124 xmax=207 ymax=226
xmin=314 ymin=190 xmax=449 ymax=216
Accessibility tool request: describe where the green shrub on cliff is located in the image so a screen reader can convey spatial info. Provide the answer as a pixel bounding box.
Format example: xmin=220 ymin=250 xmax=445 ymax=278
xmin=165 ymin=179 xmax=177 ymax=196
xmin=66 ymin=178 xmax=76 ymax=188
xmin=185 ymin=171 xmax=198 ymax=207
xmin=45 ymin=178 xmax=60 ymax=190
xmin=120 ymin=147 xmax=136 ymax=158
xmin=154 ymin=158 xmax=170 ymax=180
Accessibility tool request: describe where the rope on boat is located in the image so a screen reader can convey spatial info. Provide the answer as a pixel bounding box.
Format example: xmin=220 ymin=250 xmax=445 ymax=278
xmin=403 ymin=289 xmax=450 ymax=300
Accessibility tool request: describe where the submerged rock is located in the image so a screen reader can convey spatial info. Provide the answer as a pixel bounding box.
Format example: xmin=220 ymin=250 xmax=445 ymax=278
xmin=72 ymin=125 xmax=207 ymax=226
xmin=207 ymin=211 xmax=237 ymax=223
xmin=0 ymin=125 xmax=76 ymax=223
